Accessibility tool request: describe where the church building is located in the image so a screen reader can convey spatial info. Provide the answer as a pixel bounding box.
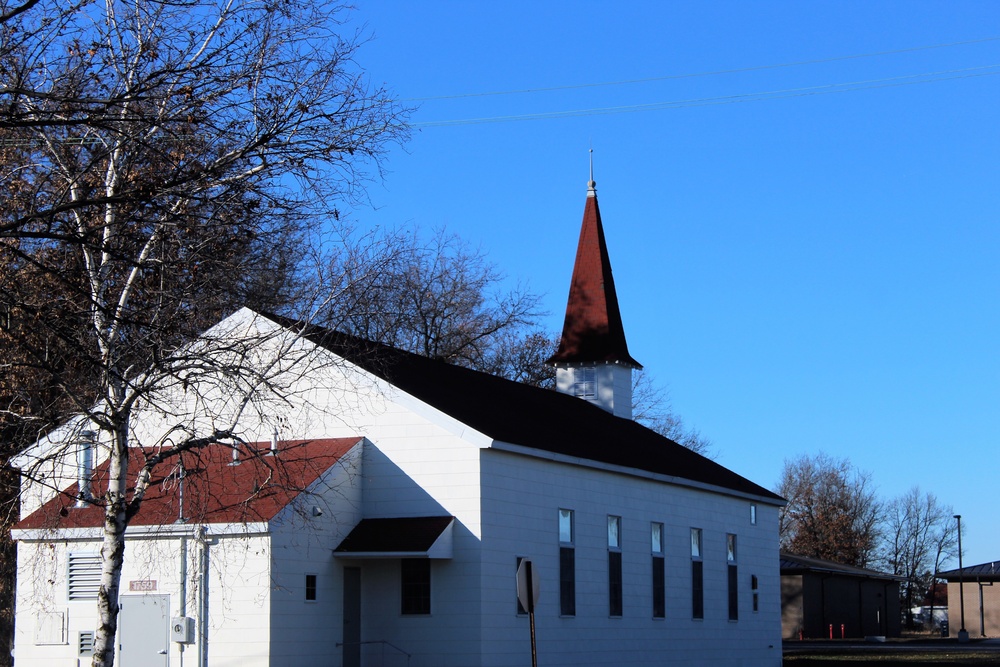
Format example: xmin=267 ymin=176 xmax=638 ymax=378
xmin=12 ymin=176 xmax=784 ymax=667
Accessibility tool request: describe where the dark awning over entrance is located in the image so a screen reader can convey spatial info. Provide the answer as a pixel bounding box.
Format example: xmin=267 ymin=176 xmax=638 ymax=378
xmin=333 ymin=516 xmax=454 ymax=559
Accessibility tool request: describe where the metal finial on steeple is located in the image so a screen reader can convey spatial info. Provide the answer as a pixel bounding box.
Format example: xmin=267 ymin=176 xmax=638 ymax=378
xmin=587 ymin=148 xmax=597 ymax=197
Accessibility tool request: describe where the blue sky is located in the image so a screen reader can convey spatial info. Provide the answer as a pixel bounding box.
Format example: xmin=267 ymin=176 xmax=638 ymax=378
xmin=348 ymin=1 xmax=999 ymax=566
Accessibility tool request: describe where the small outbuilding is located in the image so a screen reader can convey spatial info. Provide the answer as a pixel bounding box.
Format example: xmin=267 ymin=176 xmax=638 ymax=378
xmin=780 ymin=552 xmax=902 ymax=639
xmin=939 ymin=561 xmax=1000 ymax=638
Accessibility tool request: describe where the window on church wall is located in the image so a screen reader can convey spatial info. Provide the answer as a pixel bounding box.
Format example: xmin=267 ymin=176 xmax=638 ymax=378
xmin=559 ymin=509 xmax=576 ymax=616
xmin=573 ymin=367 xmax=596 ymax=400
xmin=691 ymin=528 xmax=703 ymax=619
xmin=305 ymin=573 xmax=317 ymax=602
xmin=652 ymin=522 xmax=665 ymax=618
xmin=727 ymin=534 xmax=738 ymax=621
xmin=608 ymin=515 xmax=622 ymax=617
xmin=401 ymin=559 xmax=431 ymax=615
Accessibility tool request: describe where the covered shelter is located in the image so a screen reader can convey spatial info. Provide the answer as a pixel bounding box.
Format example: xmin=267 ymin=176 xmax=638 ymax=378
xmin=939 ymin=561 xmax=1000 ymax=638
xmin=781 ymin=552 xmax=903 ymax=639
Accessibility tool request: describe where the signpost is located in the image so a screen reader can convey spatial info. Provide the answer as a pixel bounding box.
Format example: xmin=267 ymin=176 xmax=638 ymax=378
xmin=516 ymin=558 xmax=540 ymax=667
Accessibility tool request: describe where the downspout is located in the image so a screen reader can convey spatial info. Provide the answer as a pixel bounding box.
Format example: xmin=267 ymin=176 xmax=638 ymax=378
xmin=196 ymin=526 xmax=210 ymax=667
xmin=179 ymin=534 xmax=188 ymax=667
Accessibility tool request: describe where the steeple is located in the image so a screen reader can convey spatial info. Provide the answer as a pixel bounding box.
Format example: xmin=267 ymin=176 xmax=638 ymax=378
xmin=548 ymin=160 xmax=641 ymax=418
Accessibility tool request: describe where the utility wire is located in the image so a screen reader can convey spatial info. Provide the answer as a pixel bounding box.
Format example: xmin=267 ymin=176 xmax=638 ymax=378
xmin=403 ymin=36 xmax=1000 ymax=102
xmin=412 ymin=64 xmax=1000 ymax=128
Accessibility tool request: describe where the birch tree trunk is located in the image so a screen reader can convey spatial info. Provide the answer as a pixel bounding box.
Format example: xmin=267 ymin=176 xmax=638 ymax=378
xmin=1 ymin=2 xmax=408 ymax=665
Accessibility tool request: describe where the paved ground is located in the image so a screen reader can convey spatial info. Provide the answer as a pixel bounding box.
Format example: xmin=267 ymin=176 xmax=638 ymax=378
xmin=786 ymin=638 xmax=1000 ymax=653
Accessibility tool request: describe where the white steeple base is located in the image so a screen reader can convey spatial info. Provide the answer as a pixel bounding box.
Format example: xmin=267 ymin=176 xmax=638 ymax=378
xmin=555 ymin=363 xmax=633 ymax=420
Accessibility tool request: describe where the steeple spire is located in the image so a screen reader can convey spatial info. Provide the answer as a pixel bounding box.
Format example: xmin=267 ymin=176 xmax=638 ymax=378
xmin=548 ymin=161 xmax=641 ymax=418
xmin=588 ymin=148 xmax=596 ymax=197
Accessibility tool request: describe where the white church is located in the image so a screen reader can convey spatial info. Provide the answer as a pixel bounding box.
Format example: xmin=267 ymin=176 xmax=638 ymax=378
xmin=12 ymin=176 xmax=785 ymax=667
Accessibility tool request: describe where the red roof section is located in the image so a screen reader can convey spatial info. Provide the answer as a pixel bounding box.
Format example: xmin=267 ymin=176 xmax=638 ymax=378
xmin=548 ymin=188 xmax=641 ymax=367
xmin=16 ymin=437 xmax=361 ymax=530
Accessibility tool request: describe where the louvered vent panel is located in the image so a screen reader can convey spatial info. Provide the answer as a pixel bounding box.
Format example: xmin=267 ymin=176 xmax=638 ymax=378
xmin=68 ymin=553 xmax=101 ymax=600
xmin=78 ymin=630 xmax=95 ymax=656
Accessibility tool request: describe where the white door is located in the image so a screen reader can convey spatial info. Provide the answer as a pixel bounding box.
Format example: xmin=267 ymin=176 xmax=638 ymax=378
xmin=119 ymin=594 xmax=170 ymax=667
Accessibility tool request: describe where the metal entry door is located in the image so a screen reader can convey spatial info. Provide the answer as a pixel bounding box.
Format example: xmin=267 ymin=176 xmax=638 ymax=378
xmin=119 ymin=594 xmax=170 ymax=667
xmin=343 ymin=568 xmax=361 ymax=667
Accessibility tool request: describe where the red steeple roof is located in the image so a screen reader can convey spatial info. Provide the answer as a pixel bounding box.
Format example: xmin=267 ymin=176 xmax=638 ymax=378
xmin=548 ymin=180 xmax=641 ymax=368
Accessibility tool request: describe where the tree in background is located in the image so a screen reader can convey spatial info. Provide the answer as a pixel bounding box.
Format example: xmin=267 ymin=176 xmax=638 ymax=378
xmin=883 ymin=487 xmax=957 ymax=628
xmin=319 ymin=226 xmax=547 ymax=378
xmin=777 ymin=452 xmax=883 ymax=567
xmin=631 ymin=371 xmax=714 ymax=457
xmin=0 ymin=0 xmax=406 ymax=663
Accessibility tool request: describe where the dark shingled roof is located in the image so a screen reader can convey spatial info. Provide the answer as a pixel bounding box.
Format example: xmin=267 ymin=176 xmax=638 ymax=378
xmin=780 ymin=552 xmax=904 ymax=581
xmin=547 ymin=189 xmax=641 ymax=368
xmin=267 ymin=314 xmax=782 ymax=503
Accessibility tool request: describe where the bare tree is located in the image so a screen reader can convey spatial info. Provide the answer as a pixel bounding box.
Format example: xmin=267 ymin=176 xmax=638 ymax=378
xmin=631 ymin=371 xmax=714 ymax=457
xmin=883 ymin=487 xmax=957 ymax=628
xmin=319 ymin=226 xmax=547 ymax=377
xmin=776 ymin=452 xmax=883 ymax=567
xmin=1 ymin=0 xmax=406 ymax=664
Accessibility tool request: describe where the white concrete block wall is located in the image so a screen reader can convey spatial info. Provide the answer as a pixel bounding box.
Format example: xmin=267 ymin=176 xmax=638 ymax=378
xmin=267 ymin=445 xmax=364 ymax=666
xmin=346 ymin=429 xmax=486 ymax=667
xmin=13 ymin=531 xmax=274 ymax=667
xmin=478 ymin=449 xmax=783 ymax=667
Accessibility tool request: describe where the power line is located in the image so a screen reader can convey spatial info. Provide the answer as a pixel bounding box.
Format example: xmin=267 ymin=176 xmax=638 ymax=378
xmin=403 ymin=36 xmax=1000 ymax=102
xmin=411 ymin=64 xmax=1000 ymax=128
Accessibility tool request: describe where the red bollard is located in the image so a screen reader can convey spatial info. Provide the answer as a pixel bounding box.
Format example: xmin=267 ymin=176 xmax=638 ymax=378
xmin=841 ymin=624 xmax=845 ymax=639
xmin=829 ymin=624 xmax=833 ymax=639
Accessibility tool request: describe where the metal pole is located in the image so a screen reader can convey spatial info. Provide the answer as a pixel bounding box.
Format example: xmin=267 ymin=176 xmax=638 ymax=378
xmin=954 ymin=514 xmax=968 ymax=642
xmin=979 ymin=579 xmax=986 ymax=637
xmin=526 ymin=560 xmax=537 ymax=667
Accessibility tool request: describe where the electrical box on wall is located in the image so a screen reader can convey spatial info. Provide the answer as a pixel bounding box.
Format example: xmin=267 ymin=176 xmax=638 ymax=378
xmin=170 ymin=616 xmax=195 ymax=644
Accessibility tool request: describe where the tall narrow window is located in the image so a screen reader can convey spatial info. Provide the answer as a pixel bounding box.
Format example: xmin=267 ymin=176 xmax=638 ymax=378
xmin=608 ymin=515 xmax=622 ymax=617
xmin=751 ymin=574 xmax=759 ymax=613
xmin=727 ymin=534 xmax=738 ymax=621
xmin=559 ymin=509 xmax=575 ymax=616
xmin=750 ymin=503 xmax=757 ymax=525
xmin=305 ymin=573 xmax=317 ymax=602
xmin=651 ymin=522 xmax=665 ymax=618
xmin=401 ymin=559 xmax=431 ymax=615
xmin=691 ymin=528 xmax=703 ymax=619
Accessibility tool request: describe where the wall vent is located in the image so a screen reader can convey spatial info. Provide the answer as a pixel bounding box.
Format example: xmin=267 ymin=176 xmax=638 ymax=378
xmin=78 ymin=630 xmax=95 ymax=656
xmin=68 ymin=552 xmax=101 ymax=600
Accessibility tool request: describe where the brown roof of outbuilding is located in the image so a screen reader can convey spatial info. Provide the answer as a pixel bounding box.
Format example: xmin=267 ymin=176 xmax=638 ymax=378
xmin=939 ymin=561 xmax=1000 ymax=581
xmin=547 ymin=187 xmax=641 ymax=368
xmin=16 ymin=438 xmax=361 ymax=530
xmin=780 ymin=552 xmax=905 ymax=581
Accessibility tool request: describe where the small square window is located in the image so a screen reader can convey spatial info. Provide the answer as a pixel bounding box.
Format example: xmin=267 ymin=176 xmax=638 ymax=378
xmin=305 ymin=574 xmax=317 ymax=601
xmin=690 ymin=528 xmax=702 ymax=559
xmin=608 ymin=516 xmax=621 ymax=549
xmin=651 ymin=522 xmax=663 ymax=554
xmin=559 ymin=509 xmax=574 ymax=544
